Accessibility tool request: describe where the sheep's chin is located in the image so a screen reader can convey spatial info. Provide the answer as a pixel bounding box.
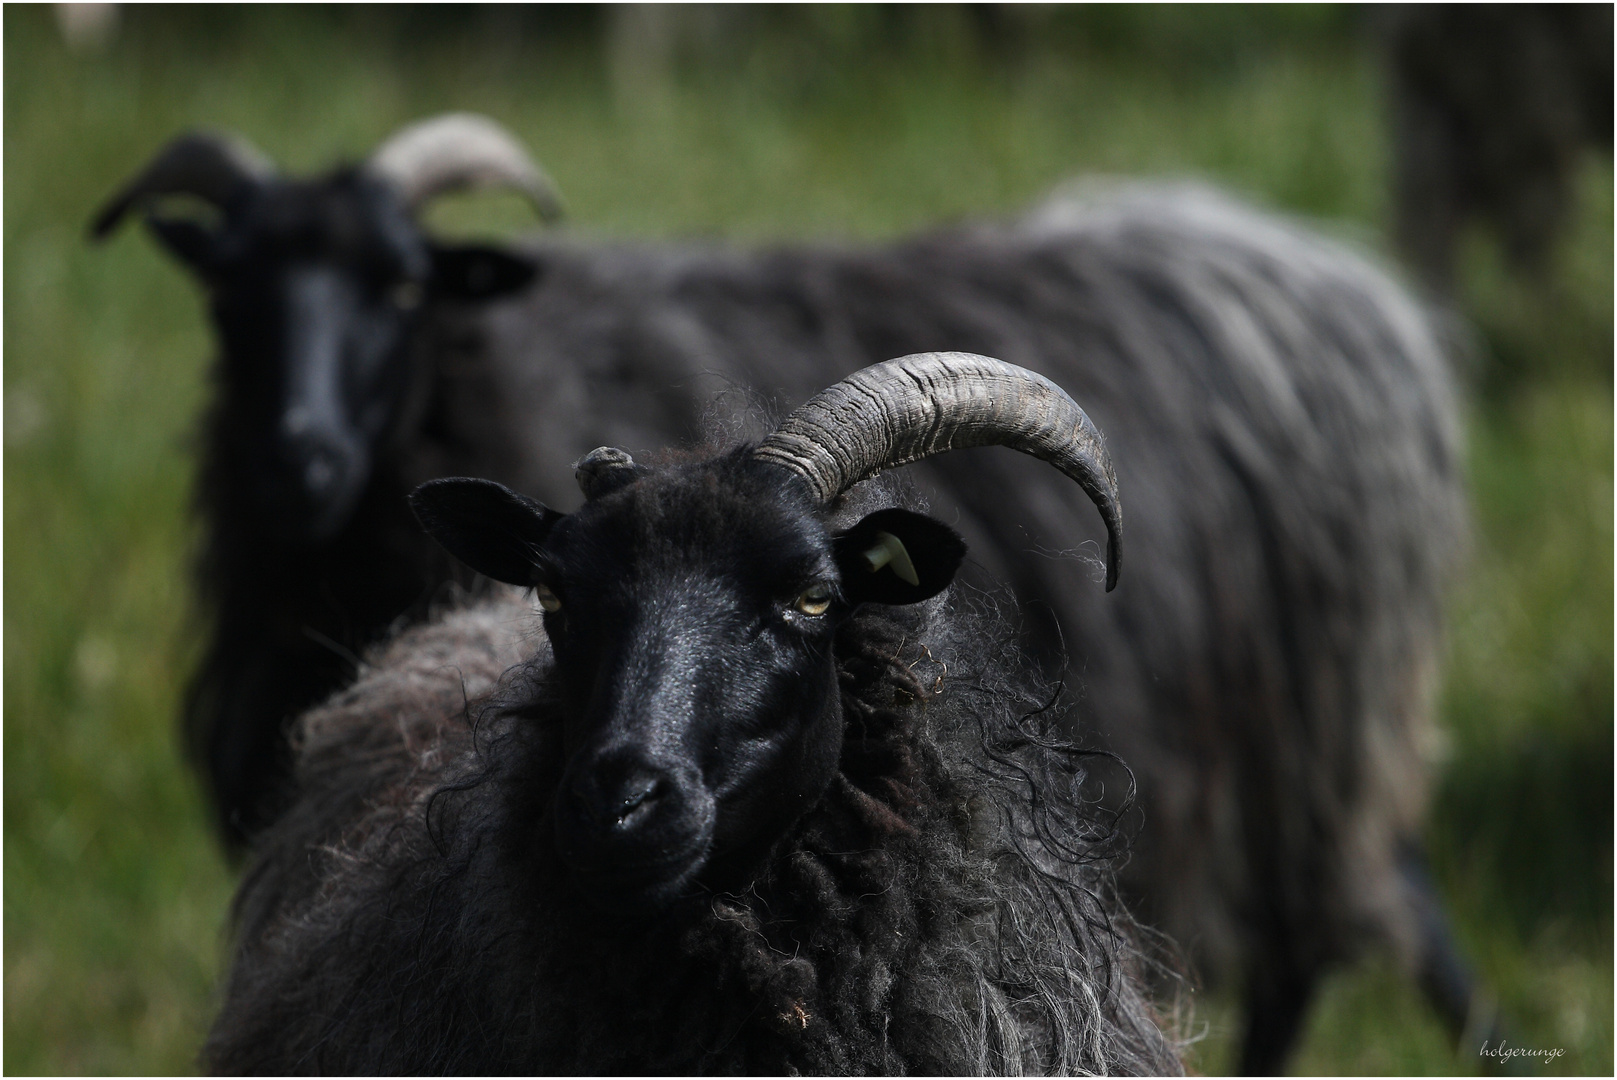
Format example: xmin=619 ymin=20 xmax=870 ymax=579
xmin=563 ymin=843 xmax=713 ymax=921
xmin=260 ymin=467 xmax=369 ymax=547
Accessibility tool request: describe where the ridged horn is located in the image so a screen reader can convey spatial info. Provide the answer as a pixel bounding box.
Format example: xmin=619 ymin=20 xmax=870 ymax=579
xmin=89 ymin=130 xmax=275 ymax=240
xmin=754 ymin=352 xmax=1123 ymax=591
xmin=365 ymin=112 xmax=564 ymax=222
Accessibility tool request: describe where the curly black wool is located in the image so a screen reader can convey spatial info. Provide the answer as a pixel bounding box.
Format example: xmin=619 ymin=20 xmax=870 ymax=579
xmin=205 ymin=586 xmax=1181 ymax=1075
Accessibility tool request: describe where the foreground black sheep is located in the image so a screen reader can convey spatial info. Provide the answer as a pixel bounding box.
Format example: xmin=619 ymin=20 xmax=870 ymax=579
xmin=206 ymin=354 xmax=1181 ymax=1075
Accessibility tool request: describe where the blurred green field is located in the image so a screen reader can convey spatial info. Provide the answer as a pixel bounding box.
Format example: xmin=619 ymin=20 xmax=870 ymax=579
xmin=5 ymin=7 xmax=1610 ymax=1074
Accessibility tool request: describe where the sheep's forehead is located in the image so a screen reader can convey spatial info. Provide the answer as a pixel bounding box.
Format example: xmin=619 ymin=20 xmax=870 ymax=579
xmin=246 ymin=177 xmax=419 ymax=271
xmin=558 ymin=463 xmax=833 ymax=585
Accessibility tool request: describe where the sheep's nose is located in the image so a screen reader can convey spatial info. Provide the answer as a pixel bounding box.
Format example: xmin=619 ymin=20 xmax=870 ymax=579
xmin=278 ymin=418 xmax=354 ymax=499
xmin=262 ymin=424 xmax=367 ymax=545
xmin=554 ymin=754 xmax=716 ymax=899
xmin=301 ymin=445 xmax=345 ymax=499
xmin=567 ymin=766 xmax=670 ymax=834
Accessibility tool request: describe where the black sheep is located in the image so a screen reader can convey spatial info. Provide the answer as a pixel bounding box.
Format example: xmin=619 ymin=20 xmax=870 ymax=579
xmin=205 ymin=354 xmax=1182 ymax=1075
xmin=90 ymin=114 xmax=558 ymax=844
xmin=1378 ymin=4 xmax=1613 ymax=294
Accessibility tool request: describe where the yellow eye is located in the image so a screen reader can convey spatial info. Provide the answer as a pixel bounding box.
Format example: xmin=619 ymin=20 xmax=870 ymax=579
xmin=794 ymin=584 xmax=832 ymax=617
xmin=534 ymin=583 xmax=562 ymax=613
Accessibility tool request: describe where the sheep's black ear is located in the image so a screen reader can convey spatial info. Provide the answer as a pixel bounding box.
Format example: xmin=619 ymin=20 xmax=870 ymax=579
xmin=833 ymin=508 xmax=966 ymax=607
xmin=429 ymin=242 xmax=540 ymax=300
xmin=144 ymin=214 xmax=219 ymax=272
xmin=409 ymin=477 xmax=561 ymax=586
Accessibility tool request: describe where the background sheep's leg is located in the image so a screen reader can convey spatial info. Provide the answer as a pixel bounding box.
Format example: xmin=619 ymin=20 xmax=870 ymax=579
xmin=1399 ymin=845 xmax=1507 ymax=1062
xmin=1237 ymin=958 xmax=1319 ymax=1076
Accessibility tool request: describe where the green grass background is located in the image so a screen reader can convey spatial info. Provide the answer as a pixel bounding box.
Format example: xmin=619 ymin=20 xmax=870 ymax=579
xmin=5 ymin=6 xmax=1610 ymax=1074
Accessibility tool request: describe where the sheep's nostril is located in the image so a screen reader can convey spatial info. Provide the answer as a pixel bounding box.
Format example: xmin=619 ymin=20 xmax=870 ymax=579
xmin=304 ymin=454 xmax=337 ymax=496
xmin=563 ymin=770 xmax=667 ymax=834
xmin=612 ymin=776 xmax=664 ymax=827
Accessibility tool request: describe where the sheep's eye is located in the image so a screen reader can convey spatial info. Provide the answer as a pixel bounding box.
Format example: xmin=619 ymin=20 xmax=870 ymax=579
xmin=534 ymin=583 xmax=562 ymax=613
xmin=391 ymin=280 xmax=423 ymax=310
xmin=793 ymin=584 xmax=832 ymax=617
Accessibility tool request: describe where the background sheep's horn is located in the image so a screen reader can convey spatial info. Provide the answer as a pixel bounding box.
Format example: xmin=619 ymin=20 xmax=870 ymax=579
xmin=754 ymin=351 xmax=1123 ymax=591
xmin=89 ymin=130 xmax=275 ymax=240
xmin=365 ymin=112 xmax=565 ymax=222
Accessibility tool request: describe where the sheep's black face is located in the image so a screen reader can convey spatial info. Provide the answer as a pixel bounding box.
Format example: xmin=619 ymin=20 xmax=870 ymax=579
xmin=540 ymin=464 xmax=846 ymax=909
xmin=147 ymin=171 xmax=537 ymax=546
xmin=411 ymin=453 xmax=965 ymax=917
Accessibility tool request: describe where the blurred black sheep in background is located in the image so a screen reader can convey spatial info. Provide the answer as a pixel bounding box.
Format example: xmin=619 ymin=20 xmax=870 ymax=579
xmin=1379 ymin=4 xmax=1613 ymax=295
xmin=97 ymin=118 xmax=1471 ymax=1069
xmin=204 ymin=355 xmax=1182 ymax=1075
xmin=92 ymin=115 xmax=560 ymax=845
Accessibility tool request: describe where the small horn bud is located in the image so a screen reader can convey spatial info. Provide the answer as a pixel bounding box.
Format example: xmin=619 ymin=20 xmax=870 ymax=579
xmin=574 ymin=447 xmax=644 ymax=500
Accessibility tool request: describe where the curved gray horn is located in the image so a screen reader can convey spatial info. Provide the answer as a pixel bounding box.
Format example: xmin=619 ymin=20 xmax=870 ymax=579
xmin=365 ymin=112 xmax=564 ymax=222
xmin=90 ymin=130 xmax=275 ymax=240
xmin=754 ymin=352 xmax=1123 ymax=591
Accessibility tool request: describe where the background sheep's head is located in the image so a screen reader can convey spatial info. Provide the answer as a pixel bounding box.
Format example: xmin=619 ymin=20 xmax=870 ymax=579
xmin=90 ymin=114 xmax=559 ymax=544
xmin=410 ymin=352 xmax=1122 ymax=914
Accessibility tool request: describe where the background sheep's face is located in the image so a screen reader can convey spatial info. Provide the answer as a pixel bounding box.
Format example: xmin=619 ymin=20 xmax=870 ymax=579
xmin=412 ymin=453 xmax=965 ymax=915
xmin=149 ymin=172 xmax=536 ymax=545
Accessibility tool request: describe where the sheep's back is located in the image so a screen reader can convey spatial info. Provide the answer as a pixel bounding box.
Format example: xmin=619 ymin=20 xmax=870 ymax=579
xmin=220 ymin=587 xmax=541 ymax=981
